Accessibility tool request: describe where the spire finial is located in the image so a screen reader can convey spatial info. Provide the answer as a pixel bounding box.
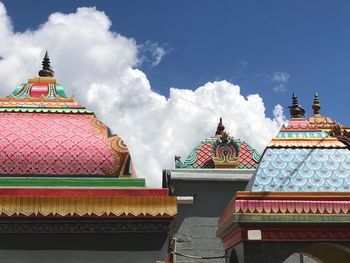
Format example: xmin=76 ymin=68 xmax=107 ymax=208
xmin=312 ymin=92 xmax=321 ymax=115
xmin=215 ymin=117 xmax=225 ymax=136
xmin=288 ymin=92 xmax=306 ymax=118
xmin=38 ymin=51 xmax=54 ymax=77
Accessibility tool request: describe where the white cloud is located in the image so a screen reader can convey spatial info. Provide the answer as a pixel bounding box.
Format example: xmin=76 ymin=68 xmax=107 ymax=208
xmin=273 ymin=83 xmax=287 ymax=92
xmin=138 ymin=40 xmax=167 ymax=67
xmin=0 ymin=3 xmax=284 ymax=187
xmin=272 ymin=71 xmax=290 ymax=92
xmin=272 ymin=104 xmax=287 ymax=126
xmin=272 ymin=72 xmax=290 ymax=82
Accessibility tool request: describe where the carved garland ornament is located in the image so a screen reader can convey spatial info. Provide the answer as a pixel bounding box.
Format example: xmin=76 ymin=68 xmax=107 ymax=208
xmin=90 ymin=115 xmax=129 ymax=176
xmin=212 ymin=132 xmax=240 ymax=168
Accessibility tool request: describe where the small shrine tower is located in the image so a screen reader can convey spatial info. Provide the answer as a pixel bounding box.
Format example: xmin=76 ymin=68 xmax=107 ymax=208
xmin=164 ymin=118 xmax=260 ymax=262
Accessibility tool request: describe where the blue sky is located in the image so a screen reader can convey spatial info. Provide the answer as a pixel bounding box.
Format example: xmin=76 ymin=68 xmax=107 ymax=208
xmin=2 ymin=0 xmax=350 ymax=123
xmin=2 ymin=0 xmax=350 ymax=186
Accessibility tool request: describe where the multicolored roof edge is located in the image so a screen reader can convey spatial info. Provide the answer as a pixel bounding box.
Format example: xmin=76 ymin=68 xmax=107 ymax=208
xmin=176 ymin=118 xmax=260 ymax=169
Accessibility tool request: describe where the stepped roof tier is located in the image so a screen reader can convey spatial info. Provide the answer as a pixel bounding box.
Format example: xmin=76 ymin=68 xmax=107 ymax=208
xmin=175 ymin=118 xmax=260 ymax=169
xmin=0 ymin=53 xmax=176 ymax=224
xmin=217 ymin=93 xmax=350 ymax=253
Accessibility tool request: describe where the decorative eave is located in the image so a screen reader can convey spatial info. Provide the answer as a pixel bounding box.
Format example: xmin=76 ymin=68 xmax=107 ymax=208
xmin=0 ymin=107 xmax=90 ymax=114
xmin=268 ymin=137 xmax=346 ymax=148
xmin=282 ymin=118 xmax=312 ymax=130
xmin=0 ymin=178 xmax=176 ymax=217
xmin=217 ymin=191 xmax=350 ymax=250
xmin=0 ymin=195 xmax=177 ymax=218
xmin=235 ymin=191 xmax=350 ymax=200
xmin=309 ymin=115 xmax=337 ymax=131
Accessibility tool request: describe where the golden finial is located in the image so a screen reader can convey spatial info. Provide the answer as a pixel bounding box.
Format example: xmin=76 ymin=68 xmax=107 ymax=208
xmin=312 ymin=92 xmax=321 ymax=115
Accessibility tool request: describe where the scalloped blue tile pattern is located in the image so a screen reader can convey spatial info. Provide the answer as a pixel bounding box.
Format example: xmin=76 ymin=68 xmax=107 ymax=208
xmin=251 ymin=148 xmax=350 ymax=192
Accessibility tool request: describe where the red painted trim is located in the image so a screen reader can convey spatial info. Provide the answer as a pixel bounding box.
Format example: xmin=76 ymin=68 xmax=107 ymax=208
xmin=0 ymin=188 xmax=169 ymax=197
xmin=30 ymin=83 xmax=49 ymax=98
xmin=222 ymin=227 xmax=245 ymax=250
xmin=220 ymin=225 xmax=350 ymax=250
xmin=261 ymin=226 xmax=350 ymax=241
xmin=219 ymin=197 xmax=236 ymax=225
xmin=235 ymin=191 xmax=350 ymax=200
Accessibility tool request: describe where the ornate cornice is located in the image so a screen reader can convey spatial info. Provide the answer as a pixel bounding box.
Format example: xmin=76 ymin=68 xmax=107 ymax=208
xmin=235 ymin=191 xmax=350 ymax=200
xmin=234 ymin=199 xmax=350 ymax=214
xmin=0 ymin=196 xmax=177 ymax=217
xmin=218 ymin=191 xmax=350 ymax=240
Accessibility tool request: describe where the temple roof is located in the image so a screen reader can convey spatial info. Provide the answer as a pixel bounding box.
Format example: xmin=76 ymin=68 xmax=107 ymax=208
xmin=247 ymin=94 xmax=350 ymax=192
xmin=0 ymin=53 xmax=132 ymax=177
xmin=176 ymin=118 xmax=260 ymax=169
xmin=0 ymin=53 xmax=177 ymax=222
xmin=218 ymin=94 xmax=350 ymax=248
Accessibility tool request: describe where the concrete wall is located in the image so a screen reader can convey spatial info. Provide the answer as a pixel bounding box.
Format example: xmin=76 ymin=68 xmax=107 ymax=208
xmin=229 ymin=241 xmax=350 ymax=263
xmin=172 ymin=179 xmax=249 ymax=263
xmin=0 ymin=233 xmax=169 ymax=263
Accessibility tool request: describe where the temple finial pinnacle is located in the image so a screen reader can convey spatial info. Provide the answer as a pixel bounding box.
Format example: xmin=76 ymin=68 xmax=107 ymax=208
xmin=312 ymin=92 xmax=321 ymax=115
xmin=38 ymin=51 xmax=54 ymax=77
xmin=288 ymin=92 xmax=306 ymax=118
xmin=215 ymin=117 xmax=225 ymax=136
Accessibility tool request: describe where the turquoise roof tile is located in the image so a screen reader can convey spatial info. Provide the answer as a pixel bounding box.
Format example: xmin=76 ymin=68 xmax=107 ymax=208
xmin=249 ymin=148 xmax=350 ymax=192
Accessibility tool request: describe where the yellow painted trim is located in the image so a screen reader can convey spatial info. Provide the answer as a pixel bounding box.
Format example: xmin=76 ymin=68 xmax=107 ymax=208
xmin=0 ymin=196 xmax=177 ymax=217
xmin=28 ymin=77 xmax=57 ymax=84
xmin=271 ymin=138 xmax=338 ymax=141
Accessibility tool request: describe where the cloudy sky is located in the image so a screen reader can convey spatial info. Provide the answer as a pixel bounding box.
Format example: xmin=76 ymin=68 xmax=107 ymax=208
xmin=0 ymin=1 xmax=348 ymax=186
